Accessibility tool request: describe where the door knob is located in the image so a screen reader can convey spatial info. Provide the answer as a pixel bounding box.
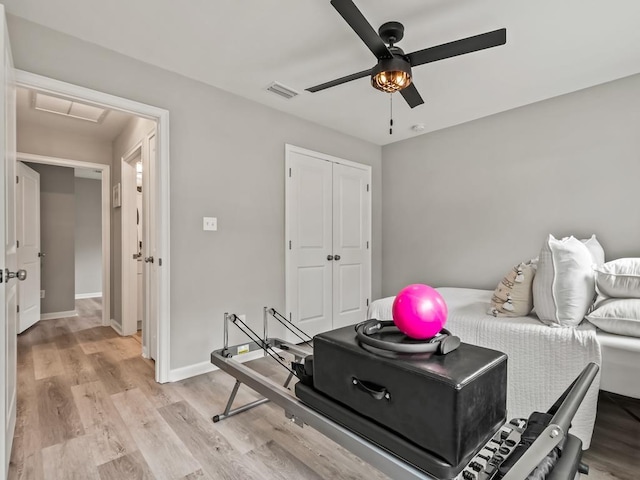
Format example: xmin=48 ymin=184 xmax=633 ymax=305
xmin=144 ymin=256 xmax=154 ymax=264
xmin=327 ymin=255 xmax=334 ymax=261
xmin=334 ymin=255 xmax=341 ymax=261
xmin=6 ymin=269 xmax=27 ymax=281
xmin=38 ymin=252 xmax=45 ymax=258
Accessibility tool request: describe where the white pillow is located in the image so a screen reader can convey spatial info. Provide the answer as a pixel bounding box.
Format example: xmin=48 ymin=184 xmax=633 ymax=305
xmin=581 ymin=235 xmax=605 ymax=266
xmin=594 ymin=258 xmax=640 ymax=299
xmin=586 ymin=298 xmax=640 ymax=337
xmin=533 ymin=235 xmax=596 ymax=327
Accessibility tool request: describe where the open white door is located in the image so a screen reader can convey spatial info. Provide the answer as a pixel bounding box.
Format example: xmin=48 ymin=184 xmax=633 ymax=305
xmin=121 ymin=146 xmax=141 ymax=337
xmin=144 ymin=131 xmax=158 ymax=360
xmin=0 ymin=5 xmax=18 ymax=475
xmin=17 ymin=162 xmax=40 ymax=333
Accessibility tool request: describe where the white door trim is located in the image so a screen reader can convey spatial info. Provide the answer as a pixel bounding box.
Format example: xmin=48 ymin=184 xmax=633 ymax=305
xmin=285 ymin=144 xmax=372 ymax=172
xmin=17 ymin=153 xmax=111 ymax=328
xmin=15 ymin=70 xmax=171 ymax=383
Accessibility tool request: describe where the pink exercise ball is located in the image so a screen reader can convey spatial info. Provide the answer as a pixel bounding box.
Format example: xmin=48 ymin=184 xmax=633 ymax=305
xmin=392 ymin=284 xmax=448 ymax=340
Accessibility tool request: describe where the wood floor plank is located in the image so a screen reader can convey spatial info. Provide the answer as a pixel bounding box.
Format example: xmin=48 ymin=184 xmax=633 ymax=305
xmin=36 ymin=375 xmax=85 ymax=448
xmin=122 ymin=356 xmax=184 ymax=408
xmin=71 ymin=381 xmax=137 ymax=465
xmin=243 ymin=440 xmax=324 ymax=480
xmin=211 ymin=406 xmax=273 ymax=455
xmin=159 ymin=400 xmax=264 ymax=480
xmin=59 ymin=345 xmax=98 ymax=385
xmin=41 ymin=434 xmax=101 ymax=480
xmin=8 ymin=450 xmax=43 ymax=480
xmin=104 ymin=336 xmax=142 ymax=359
xmin=50 ymin=320 xmax=79 ymax=350
xmin=180 ymin=470 xmax=213 ymax=480
xmin=252 ymin=406 xmax=388 ymax=480
xmin=172 ymin=372 xmax=261 ymax=421
xmin=87 ymin=350 xmax=136 ymax=395
xmin=75 ymin=326 xmax=118 ymax=344
xmin=111 ymin=388 xmax=201 ymax=480
xmin=32 ymin=343 xmax=65 ymax=380
xmin=97 ymin=451 xmax=155 ymax=480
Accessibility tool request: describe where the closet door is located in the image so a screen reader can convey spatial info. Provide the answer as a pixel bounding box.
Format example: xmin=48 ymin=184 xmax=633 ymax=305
xmin=332 ymin=163 xmax=371 ymax=329
xmin=285 ymin=150 xmax=333 ymax=337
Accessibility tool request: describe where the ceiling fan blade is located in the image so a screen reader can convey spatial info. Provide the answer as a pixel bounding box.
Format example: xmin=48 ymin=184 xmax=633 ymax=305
xmin=306 ymin=68 xmax=372 ymax=93
xmin=400 ymin=83 xmax=424 ymax=108
xmin=407 ymin=28 xmax=506 ymax=67
xmin=330 ymin=0 xmax=392 ymax=59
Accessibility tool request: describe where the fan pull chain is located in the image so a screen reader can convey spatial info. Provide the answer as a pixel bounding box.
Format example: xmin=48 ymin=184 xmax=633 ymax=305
xmin=389 ymin=94 xmax=393 ymax=135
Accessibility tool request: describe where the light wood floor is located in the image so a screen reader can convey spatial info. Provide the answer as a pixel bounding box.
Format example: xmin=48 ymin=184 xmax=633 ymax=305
xmin=8 ymin=299 xmax=639 ymax=480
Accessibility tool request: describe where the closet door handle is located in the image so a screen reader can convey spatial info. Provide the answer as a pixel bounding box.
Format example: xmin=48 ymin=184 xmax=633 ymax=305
xmin=334 ymin=255 xmax=341 ymax=261
xmin=327 ymin=255 xmax=334 ymax=261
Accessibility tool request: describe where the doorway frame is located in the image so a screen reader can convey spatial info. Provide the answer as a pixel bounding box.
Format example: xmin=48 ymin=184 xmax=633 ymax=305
xmin=15 ymin=70 xmax=172 ymax=383
xmin=16 ymin=153 xmax=111 ymax=326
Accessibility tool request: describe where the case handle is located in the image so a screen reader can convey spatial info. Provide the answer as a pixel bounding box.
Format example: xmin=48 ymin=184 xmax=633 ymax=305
xmin=352 ymin=377 xmax=390 ymax=401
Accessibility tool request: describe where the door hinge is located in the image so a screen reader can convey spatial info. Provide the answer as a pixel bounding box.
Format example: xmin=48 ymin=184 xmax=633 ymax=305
xmin=366 ymin=183 xmax=369 ymax=192
xmin=366 ymin=298 xmax=369 ymax=307
xmin=289 ymin=168 xmax=292 ymax=178
xmin=289 ymin=240 xmax=292 ymax=250
xmin=16 ymin=240 xmax=19 ymax=248
xmin=0 ymin=270 xmax=3 ymax=283
xmin=366 ymin=241 xmax=369 ymax=249
xmin=16 ymin=175 xmax=19 ymax=184
xmin=158 ymin=258 xmax=162 ymax=266
xmin=17 ymin=305 xmax=20 ymax=313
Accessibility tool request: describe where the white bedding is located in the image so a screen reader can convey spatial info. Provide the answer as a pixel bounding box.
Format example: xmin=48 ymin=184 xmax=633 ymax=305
xmin=368 ymin=287 xmax=602 ymax=449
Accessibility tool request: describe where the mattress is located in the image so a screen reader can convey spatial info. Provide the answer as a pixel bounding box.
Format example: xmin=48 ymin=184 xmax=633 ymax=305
xmin=368 ymin=287 xmax=602 ymax=449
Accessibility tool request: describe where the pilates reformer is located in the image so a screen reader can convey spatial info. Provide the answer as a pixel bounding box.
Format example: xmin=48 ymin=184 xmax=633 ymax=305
xmin=210 ymin=308 xmax=597 ymax=480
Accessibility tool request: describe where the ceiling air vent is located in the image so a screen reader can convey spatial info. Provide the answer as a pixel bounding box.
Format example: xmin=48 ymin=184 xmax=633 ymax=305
xmin=266 ymin=82 xmax=299 ymax=100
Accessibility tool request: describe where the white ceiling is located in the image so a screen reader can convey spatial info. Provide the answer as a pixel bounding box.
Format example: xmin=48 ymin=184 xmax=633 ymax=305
xmin=5 ymin=0 xmax=640 ymax=145
xmin=16 ymin=87 xmax=134 ymax=142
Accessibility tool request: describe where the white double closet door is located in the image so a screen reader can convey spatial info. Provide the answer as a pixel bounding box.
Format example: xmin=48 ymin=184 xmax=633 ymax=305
xmin=286 ymin=145 xmax=371 ymax=339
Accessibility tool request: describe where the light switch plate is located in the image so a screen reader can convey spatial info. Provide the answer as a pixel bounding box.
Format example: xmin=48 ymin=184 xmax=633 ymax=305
xmin=203 ymin=216 xmax=217 ymax=231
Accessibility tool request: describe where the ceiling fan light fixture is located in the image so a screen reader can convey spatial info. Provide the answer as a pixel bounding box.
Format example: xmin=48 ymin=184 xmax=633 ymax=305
xmin=371 ymin=56 xmax=412 ymax=93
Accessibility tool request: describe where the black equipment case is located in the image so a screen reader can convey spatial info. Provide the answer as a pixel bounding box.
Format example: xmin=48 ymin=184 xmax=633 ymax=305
xmin=311 ymin=325 xmax=507 ymax=475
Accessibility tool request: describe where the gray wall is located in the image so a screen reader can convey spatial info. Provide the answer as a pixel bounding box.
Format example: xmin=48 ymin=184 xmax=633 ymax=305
xmin=7 ymin=16 xmax=383 ymax=370
xmin=25 ymin=163 xmax=75 ymax=314
xmin=75 ymin=177 xmax=102 ymax=296
xmin=17 ymin=122 xmax=113 ymax=165
xmin=381 ymin=73 xmax=640 ymax=297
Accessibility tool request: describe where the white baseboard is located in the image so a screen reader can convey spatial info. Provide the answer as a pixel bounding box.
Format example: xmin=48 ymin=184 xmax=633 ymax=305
xmin=75 ymin=292 xmax=103 ymax=300
xmin=168 ymin=349 xmax=270 ymax=383
xmin=110 ymin=319 xmax=123 ymax=335
xmin=41 ymin=310 xmax=78 ymax=321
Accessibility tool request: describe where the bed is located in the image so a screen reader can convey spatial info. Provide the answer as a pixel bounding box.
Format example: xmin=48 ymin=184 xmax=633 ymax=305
xmin=368 ymin=287 xmax=603 ymax=449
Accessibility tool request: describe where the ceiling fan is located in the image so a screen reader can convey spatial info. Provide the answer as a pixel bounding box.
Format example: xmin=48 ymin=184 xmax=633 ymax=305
xmin=306 ymin=0 xmax=507 ymax=109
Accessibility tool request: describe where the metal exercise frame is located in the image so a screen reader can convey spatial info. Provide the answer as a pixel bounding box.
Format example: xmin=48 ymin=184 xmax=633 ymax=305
xmin=210 ymin=309 xmax=598 ymax=480
xmin=210 ymin=308 xmax=436 ymax=480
